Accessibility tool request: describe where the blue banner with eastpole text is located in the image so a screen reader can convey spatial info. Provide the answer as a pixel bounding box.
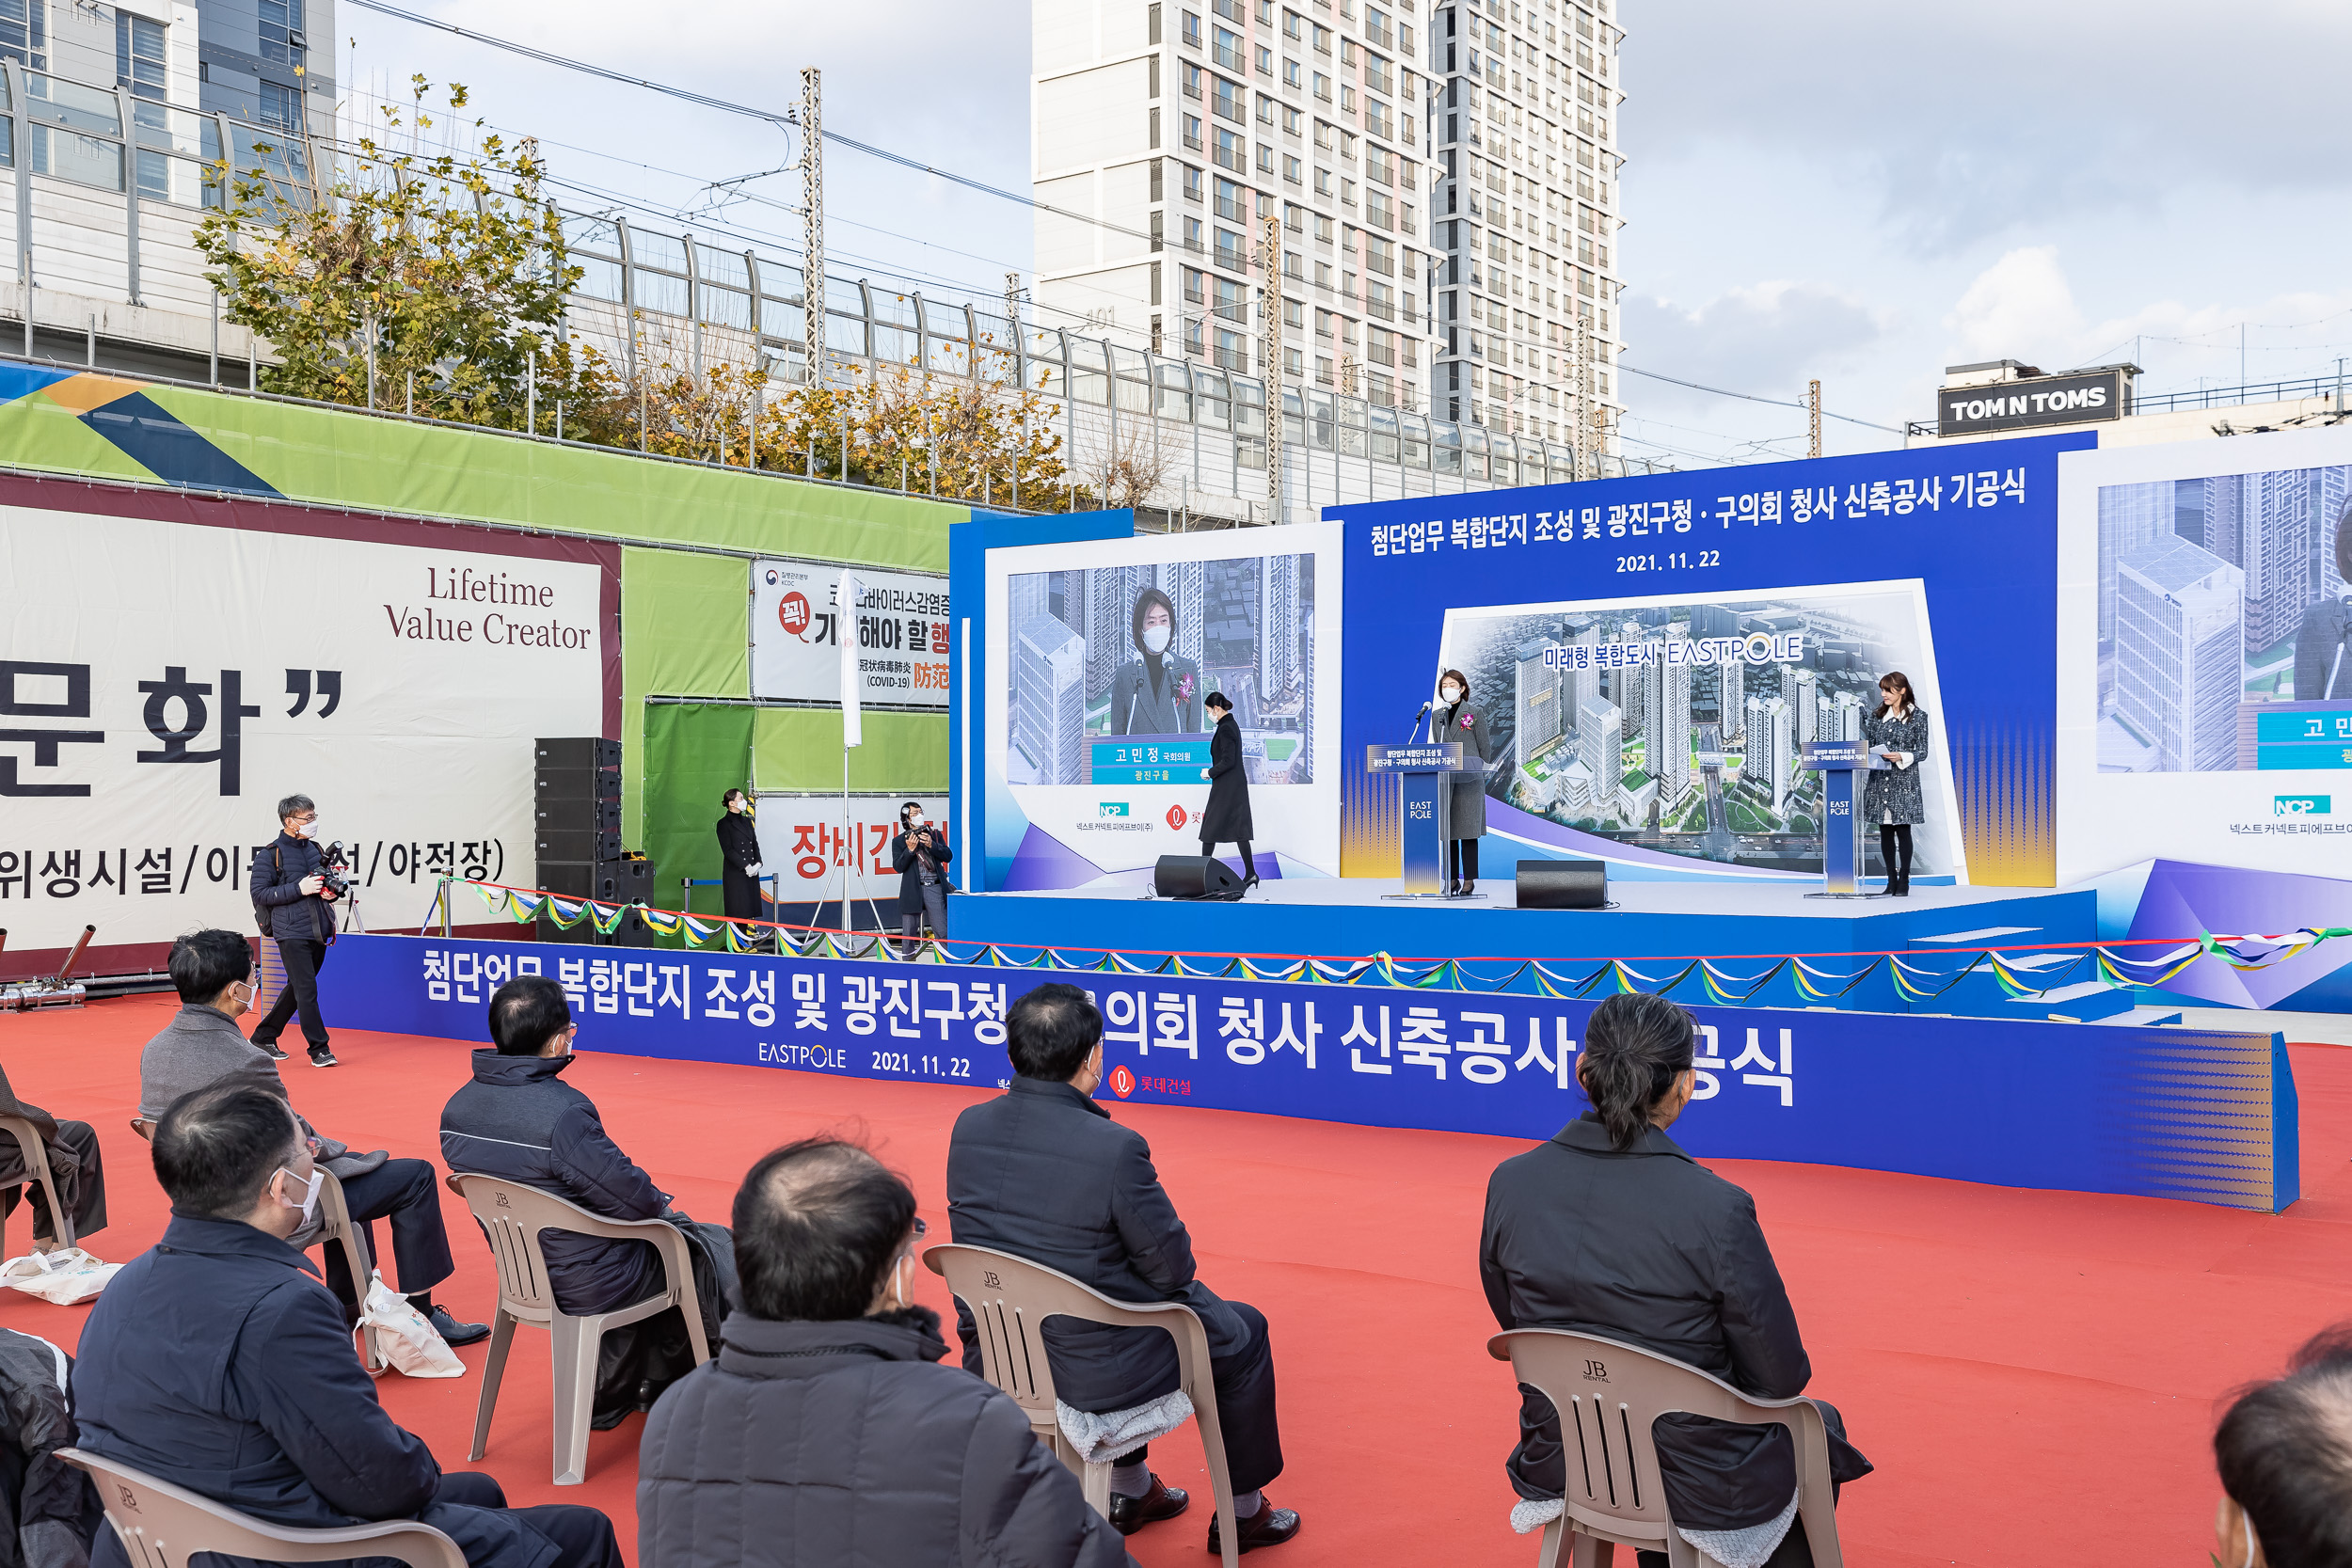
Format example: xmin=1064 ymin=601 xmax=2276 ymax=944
xmin=327 ymin=933 xmax=2295 ymax=1212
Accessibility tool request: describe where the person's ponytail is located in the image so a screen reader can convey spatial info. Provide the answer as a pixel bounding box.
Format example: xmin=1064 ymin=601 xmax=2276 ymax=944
xmin=1581 ymin=992 xmax=1697 ymax=1151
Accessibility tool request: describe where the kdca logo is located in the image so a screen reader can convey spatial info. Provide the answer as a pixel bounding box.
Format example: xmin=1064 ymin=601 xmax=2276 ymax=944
xmin=2275 ymin=795 xmax=2331 ymax=817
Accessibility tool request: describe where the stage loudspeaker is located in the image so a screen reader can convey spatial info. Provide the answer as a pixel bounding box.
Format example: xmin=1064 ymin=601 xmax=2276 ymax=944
xmin=1516 ymin=859 xmax=1609 ymax=910
xmin=1154 ymin=854 xmax=1243 ymax=901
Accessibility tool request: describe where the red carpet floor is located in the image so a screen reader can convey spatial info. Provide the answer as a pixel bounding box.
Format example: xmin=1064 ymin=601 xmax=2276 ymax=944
xmin=5 ymin=992 xmax=2349 ymax=1566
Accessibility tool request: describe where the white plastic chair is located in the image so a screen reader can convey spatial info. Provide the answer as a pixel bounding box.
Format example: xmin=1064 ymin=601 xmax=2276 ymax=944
xmin=1487 ymin=1327 xmax=1844 ymax=1568
xmin=60 ymin=1446 xmax=467 ymax=1568
xmin=926 ymin=1242 xmax=1241 ymax=1568
xmin=446 ymin=1171 xmax=710 ymax=1485
xmin=0 ymin=1112 xmax=74 ymax=1252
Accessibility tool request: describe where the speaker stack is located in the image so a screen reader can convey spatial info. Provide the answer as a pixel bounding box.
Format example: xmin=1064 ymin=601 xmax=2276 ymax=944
xmin=533 ymin=737 xmax=656 ymax=945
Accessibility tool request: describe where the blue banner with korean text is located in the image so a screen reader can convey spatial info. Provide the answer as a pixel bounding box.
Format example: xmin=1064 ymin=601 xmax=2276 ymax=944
xmin=328 ymin=932 xmax=2295 ymax=1212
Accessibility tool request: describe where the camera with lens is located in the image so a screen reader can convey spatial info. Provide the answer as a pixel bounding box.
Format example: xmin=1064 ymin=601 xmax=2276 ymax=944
xmin=319 ymin=840 xmax=355 ymax=897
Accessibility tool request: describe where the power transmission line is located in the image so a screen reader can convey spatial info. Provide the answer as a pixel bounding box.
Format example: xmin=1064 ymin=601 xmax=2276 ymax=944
xmin=1615 ymin=362 xmax=1904 ymax=436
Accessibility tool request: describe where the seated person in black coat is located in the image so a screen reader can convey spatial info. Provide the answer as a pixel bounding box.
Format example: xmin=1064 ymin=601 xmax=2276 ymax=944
xmin=639 ymin=1135 xmax=1135 ymax=1568
xmin=1480 ymin=992 xmax=1871 ymax=1568
xmin=946 ymin=983 xmax=1301 ymax=1555
xmin=74 ymin=1083 xmax=622 ymax=1568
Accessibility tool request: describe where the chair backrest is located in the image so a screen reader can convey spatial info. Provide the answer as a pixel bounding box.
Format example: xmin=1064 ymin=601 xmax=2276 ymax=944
xmin=311 ymin=1168 xmax=372 ymax=1279
xmin=1489 ymin=1329 xmax=1830 ymax=1550
xmin=59 ymin=1448 xmax=468 ymax=1568
xmin=129 ymin=1117 xmax=155 ymax=1142
xmin=923 ymin=1243 xmax=1211 ymax=1423
xmin=445 ymin=1172 xmax=689 ymax=1328
xmin=0 ymin=1113 xmax=69 ymax=1248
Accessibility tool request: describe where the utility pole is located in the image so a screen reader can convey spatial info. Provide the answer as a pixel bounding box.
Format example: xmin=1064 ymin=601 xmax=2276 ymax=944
xmin=1004 ymin=271 xmax=1022 ymax=341
xmin=1260 ymin=213 xmax=1282 ymax=524
xmin=1807 ymin=379 xmax=1822 ymax=460
xmin=801 ymin=68 xmax=824 ymax=389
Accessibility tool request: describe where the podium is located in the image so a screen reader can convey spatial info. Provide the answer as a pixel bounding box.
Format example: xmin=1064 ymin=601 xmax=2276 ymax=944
xmin=1801 ymin=739 xmax=1886 ymax=897
xmin=1367 ymin=742 xmax=1474 ymax=898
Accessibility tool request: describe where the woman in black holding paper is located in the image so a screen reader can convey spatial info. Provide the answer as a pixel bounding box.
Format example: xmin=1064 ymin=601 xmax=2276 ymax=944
xmin=1860 ymin=672 xmax=1929 ymax=897
xmin=1434 ymin=668 xmax=1495 ymax=896
xmin=1107 ymin=587 xmax=1203 ymax=736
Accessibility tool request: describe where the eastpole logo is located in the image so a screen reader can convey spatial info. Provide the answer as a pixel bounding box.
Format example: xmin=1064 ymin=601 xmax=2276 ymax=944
xmin=1166 ymin=804 xmax=1189 ymax=830
xmin=1098 ymin=802 xmax=1130 ymax=817
xmin=1109 ymin=1064 xmax=1136 ymax=1099
xmin=2276 ymin=795 xmax=2332 ymax=817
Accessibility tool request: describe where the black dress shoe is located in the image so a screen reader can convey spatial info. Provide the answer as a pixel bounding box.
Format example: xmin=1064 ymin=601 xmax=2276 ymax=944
xmin=257 ymin=1040 xmax=287 ymax=1060
xmin=1207 ymin=1499 xmax=1301 ymax=1554
xmin=427 ymin=1306 xmax=491 ymax=1346
xmin=1108 ymin=1473 xmax=1190 ymax=1534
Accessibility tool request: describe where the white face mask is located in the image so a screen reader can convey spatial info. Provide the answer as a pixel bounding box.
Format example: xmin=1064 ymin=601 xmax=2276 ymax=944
xmin=910 ymin=816 xmax=928 ymax=829
xmin=1142 ymin=623 xmax=1172 ymax=655
xmin=289 ymin=818 xmax=318 ymax=839
xmin=278 ymin=1165 xmax=323 ymax=1226
xmin=1441 ymin=686 xmax=1463 ymax=704
xmin=224 ymin=979 xmax=254 ymax=1019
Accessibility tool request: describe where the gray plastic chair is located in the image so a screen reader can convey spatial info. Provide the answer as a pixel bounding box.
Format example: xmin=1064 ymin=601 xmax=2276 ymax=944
xmin=1487 ymin=1328 xmax=1844 ymax=1568
xmin=59 ymin=1446 xmax=467 ymax=1568
xmin=0 ymin=1112 xmax=74 ymax=1252
xmin=129 ymin=1117 xmax=382 ymax=1374
xmin=446 ymin=1171 xmax=710 ymax=1486
xmin=925 ymin=1242 xmax=1240 ymax=1568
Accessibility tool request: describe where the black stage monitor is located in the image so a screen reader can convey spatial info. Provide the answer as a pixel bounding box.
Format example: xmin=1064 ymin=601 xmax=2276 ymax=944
xmin=1154 ymin=855 xmax=1244 ymax=901
xmin=1516 ymin=859 xmax=1609 ymax=910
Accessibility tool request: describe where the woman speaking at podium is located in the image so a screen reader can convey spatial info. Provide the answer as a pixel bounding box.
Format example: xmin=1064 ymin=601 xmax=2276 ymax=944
xmin=1861 ymin=672 xmax=1929 ymax=897
xmin=1107 ymin=587 xmax=1202 ymax=735
xmin=1433 ymin=669 xmax=1494 ymax=896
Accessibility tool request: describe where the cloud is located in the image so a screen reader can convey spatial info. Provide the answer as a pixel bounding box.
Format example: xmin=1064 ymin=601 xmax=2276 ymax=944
xmin=1943 ymin=247 xmax=2082 ymax=366
xmin=1621 ymin=281 xmax=1888 ymax=412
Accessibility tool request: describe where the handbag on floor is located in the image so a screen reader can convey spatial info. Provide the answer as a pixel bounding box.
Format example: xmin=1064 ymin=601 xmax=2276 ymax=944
xmin=358 ymin=1274 xmax=466 ymax=1378
xmin=0 ymin=1248 xmax=119 ymax=1305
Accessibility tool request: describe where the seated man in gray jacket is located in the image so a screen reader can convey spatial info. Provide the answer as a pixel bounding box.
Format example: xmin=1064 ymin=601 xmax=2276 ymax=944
xmin=139 ymin=928 xmax=486 ymax=1345
xmin=639 ymin=1136 xmax=1134 ymax=1568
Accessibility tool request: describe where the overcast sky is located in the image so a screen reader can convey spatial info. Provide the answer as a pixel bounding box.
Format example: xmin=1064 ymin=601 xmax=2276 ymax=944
xmin=343 ymin=0 xmax=2352 ymax=469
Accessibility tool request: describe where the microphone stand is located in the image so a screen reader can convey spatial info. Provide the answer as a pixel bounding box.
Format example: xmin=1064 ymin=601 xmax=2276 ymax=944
xmin=1404 ymin=701 xmax=1431 ymax=743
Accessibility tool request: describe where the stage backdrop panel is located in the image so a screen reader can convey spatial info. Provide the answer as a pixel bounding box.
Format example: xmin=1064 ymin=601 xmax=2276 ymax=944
xmin=327 ymin=932 xmax=2296 ymax=1213
xmin=1327 ymin=433 xmax=2095 ymax=886
xmin=979 ymin=521 xmax=1344 ymax=890
xmin=0 ymin=499 xmax=612 ymax=960
xmin=2057 ymin=428 xmax=2352 ymax=883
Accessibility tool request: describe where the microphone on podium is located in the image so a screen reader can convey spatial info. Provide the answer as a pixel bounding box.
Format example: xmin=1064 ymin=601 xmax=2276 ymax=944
xmin=1406 ymin=701 xmax=1431 ymax=742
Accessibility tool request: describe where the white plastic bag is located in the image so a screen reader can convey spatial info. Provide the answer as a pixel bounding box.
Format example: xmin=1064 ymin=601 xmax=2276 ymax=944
xmin=358 ymin=1274 xmax=466 ymax=1378
xmin=0 ymin=1248 xmax=119 ymax=1305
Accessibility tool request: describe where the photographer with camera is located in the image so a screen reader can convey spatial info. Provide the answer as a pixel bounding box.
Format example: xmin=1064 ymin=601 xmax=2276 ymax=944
xmin=249 ymin=793 xmax=342 ymax=1069
xmin=891 ymin=801 xmax=952 ymax=958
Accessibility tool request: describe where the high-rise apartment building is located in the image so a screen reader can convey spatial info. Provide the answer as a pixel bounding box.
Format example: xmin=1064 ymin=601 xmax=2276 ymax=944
xmin=2115 ymin=537 xmax=2244 ymax=773
xmin=1032 ymin=0 xmax=1620 ymax=447
xmin=1013 ymin=615 xmax=1090 ymax=784
xmin=1429 ymin=0 xmax=1622 ymax=445
xmin=1035 ymin=0 xmax=1438 ymax=411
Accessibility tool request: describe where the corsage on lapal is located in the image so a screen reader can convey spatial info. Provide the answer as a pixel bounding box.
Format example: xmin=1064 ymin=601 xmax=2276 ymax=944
xmin=1178 ymin=672 xmax=1197 ymax=702
xmin=1458 ymin=711 xmax=1475 ymax=730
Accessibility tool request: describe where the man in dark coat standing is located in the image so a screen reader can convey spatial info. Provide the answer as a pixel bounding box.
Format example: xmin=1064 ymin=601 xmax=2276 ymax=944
xmin=247 ymin=792 xmax=340 ymax=1067
xmin=1196 ymin=691 xmax=1258 ymax=891
xmin=890 ymin=801 xmax=952 ymax=955
xmin=715 ymin=789 xmax=764 ymax=921
xmin=73 ymin=1082 xmax=623 ymax=1568
xmin=638 ymin=1135 xmax=1135 ymax=1568
xmin=946 ymin=983 xmax=1300 ymax=1555
xmin=442 ymin=974 xmax=735 ymax=1429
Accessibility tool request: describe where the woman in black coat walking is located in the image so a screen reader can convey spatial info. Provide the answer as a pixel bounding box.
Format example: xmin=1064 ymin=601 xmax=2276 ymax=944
xmin=1197 ymin=691 xmax=1258 ymax=891
xmin=1481 ymin=992 xmax=1871 ymax=1567
xmin=715 ymin=788 xmax=764 ymax=920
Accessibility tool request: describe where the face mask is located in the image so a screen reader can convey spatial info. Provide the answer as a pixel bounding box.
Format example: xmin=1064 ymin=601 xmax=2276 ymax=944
xmin=291 ymin=820 xmax=318 ymax=839
xmin=910 ymin=816 xmax=928 ymax=829
xmin=225 ymin=980 xmax=253 ymax=1018
xmin=1441 ymin=686 xmax=1463 ymax=704
xmin=1142 ymin=624 xmax=1172 ymax=655
xmin=278 ymin=1166 xmax=323 ymax=1226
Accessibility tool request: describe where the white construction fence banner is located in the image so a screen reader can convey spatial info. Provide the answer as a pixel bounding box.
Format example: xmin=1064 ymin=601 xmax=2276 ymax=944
xmin=751 ymin=560 xmax=950 ymax=708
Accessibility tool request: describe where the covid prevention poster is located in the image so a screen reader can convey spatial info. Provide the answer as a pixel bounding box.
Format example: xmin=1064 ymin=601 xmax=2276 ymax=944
xmin=750 ymin=559 xmax=950 ymax=708
xmin=0 ymin=487 xmax=615 ymax=969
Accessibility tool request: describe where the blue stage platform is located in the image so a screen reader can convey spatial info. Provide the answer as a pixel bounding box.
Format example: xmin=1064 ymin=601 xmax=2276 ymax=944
xmin=943 ymin=879 xmax=2120 ymax=1019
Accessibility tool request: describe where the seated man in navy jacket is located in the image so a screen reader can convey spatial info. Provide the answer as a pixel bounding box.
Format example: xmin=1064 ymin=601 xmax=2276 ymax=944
xmin=946 ymin=982 xmax=1301 ymax=1554
xmin=72 ymin=1082 xmax=621 ymax=1568
xmin=442 ymin=974 xmax=735 ymax=1430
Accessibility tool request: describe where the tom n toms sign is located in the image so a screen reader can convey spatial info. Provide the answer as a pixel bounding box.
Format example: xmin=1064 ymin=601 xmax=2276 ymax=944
xmin=1938 ymin=370 xmax=2126 ymax=436
xmin=751 ymin=561 xmax=949 ymax=708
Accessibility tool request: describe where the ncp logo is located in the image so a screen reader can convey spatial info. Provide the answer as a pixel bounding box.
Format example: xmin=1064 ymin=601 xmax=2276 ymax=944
xmin=778 ymin=591 xmax=812 ymax=640
xmin=1098 ymin=802 xmax=1130 ymax=817
xmin=1109 ymin=1064 xmax=1136 ymax=1099
xmin=1165 ymin=804 xmax=1188 ymax=830
xmin=2276 ymin=795 xmax=2332 ymax=817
